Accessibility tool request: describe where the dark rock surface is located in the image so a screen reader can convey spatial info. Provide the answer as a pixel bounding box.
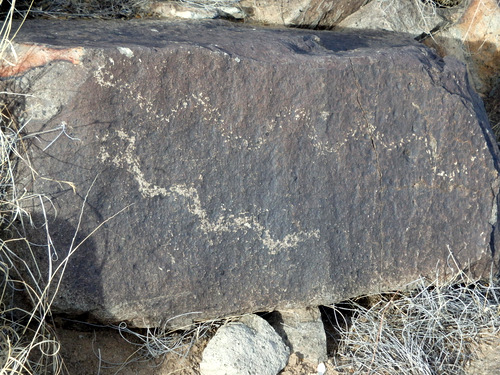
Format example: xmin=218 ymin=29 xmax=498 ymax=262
xmin=5 ymin=19 xmax=500 ymax=327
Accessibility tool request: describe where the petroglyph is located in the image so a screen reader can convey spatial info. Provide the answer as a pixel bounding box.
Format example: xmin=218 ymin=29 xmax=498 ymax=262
xmin=104 ymin=129 xmax=320 ymax=254
xmin=94 ymin=59 xmax=116 ymax=88
xmin=110 ymin=129 xmax=169 ymax=197
xmin=170 ymin=183 xmax=320 ymax=253
xmin=94 ymin=56 xmax=470 ymax=197
xmin=91 ymin=58 xmax=348 ymax=156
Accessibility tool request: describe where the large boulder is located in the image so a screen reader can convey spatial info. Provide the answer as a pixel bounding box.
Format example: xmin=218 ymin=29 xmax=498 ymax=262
xmin=3 ymin=19 xmax=500 ymax=327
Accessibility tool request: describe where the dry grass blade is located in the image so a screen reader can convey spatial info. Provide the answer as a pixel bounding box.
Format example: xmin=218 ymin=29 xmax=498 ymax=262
xmin=0 ymin=4 xmax=119 ymax=370
xmin=0 ymin=0 xmax=17 ymax=62
xmin=0 ymin=253 xmax=64 ymax=375
xmin=88 ymin=315 xmax=223 ymax=374
xmin=332 ymin=271 xmax=500 ymax=375
xmin=10 ymin=0 xmax=242 ymax=18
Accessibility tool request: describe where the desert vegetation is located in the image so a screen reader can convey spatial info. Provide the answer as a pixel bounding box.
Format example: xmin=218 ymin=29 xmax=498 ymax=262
xmin=3 ymin=0 xmax=241 ymax=18
xmin=327 ymin=270 xmax=500 ymax=374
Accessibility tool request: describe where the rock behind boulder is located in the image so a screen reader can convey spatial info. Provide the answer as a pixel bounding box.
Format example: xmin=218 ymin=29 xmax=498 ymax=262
xmin=5 ymin=20 xmax=500 ymax=327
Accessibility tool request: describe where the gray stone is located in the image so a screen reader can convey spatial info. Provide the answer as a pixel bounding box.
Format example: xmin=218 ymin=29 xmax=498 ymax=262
xmin=238 ymin=0 xmax=365 ymax=28
xmin=337 ymin=0 xmax=465 ymax=37
xmin=269 ymin=308 xmax=328 ymax=363
xmin=4 ymin=19 xmax=500 ymax=328
xmin=146 ymin=1 xmax=220 ymax=20
xmin=199 ymin=314 xmax=289 ymax=375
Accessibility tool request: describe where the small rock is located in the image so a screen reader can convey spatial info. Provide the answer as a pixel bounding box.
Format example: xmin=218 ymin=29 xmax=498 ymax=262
xmin=217 ymin=6 xmax=245 ymax=19
xmin=270 ymin=308 xmax=327 ymax=363
xmin=148 ymin=1 xmax=219 ymax=19
xmin=200 ymin=314 xmax=289 ymax=375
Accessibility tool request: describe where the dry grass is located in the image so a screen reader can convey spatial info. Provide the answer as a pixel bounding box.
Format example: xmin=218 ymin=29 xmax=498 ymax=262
xmin=0 ymin=8 xmax=73 ymax=363
xmin=0 ymin=3 xmax=222 ymax=373
xmin=0 ymin=4 xmax=108 ymax=373
xmin=0 ymin=3 xmax=62 ymax=372
xmin=0 ymin=109 xmax=96 ymax=373
xmin=327 ymin=268 xmax=500 ymax=374
xmin=0 ymin=109 xmax=59 ymax=374
xmin=0 ymin=110 xmax=126 ymax=374
xmin=429 ymin=0 xmax=463 ymax=8
xmin=4 ymin=0 xmax=150 ymax=19
xmin=5 ymin=0 xmax=242 ymax=19
xmin=95 ymin=316 xmax=223 ymax=373
xmin=0 ymin=251 xmax=64 ymax=374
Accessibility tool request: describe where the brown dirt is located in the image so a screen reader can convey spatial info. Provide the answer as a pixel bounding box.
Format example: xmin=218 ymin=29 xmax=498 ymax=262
xmin=55 ymin=319 xmax=500 ymax=375
xmin=56 ymin=325 xmax=340 ymax=375
xmin=465 ymin=330 xmax=500 ymax=375
xmin=57 ymin=325 xmax=206 ymax=375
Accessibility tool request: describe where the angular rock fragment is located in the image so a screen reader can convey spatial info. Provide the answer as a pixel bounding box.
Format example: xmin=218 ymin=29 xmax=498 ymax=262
xmin=4 ymin=19 xmax=499 ymax=327
xmin=268 ymin=308 xmax=328 ymax=363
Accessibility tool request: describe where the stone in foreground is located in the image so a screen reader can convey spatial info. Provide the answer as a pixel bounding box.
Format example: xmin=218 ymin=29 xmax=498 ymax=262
xmin=199 ymin=314 xmax=289 ymax=375
xmin=273 ymin=308 xmax=327 ymax=363
xmin=5 ymin=20 xmax=500 ymax=327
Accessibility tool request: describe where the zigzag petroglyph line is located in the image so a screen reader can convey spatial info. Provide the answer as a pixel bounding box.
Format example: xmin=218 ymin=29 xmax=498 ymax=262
xmin=103 ymin=129 xmax=320 ymax=254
